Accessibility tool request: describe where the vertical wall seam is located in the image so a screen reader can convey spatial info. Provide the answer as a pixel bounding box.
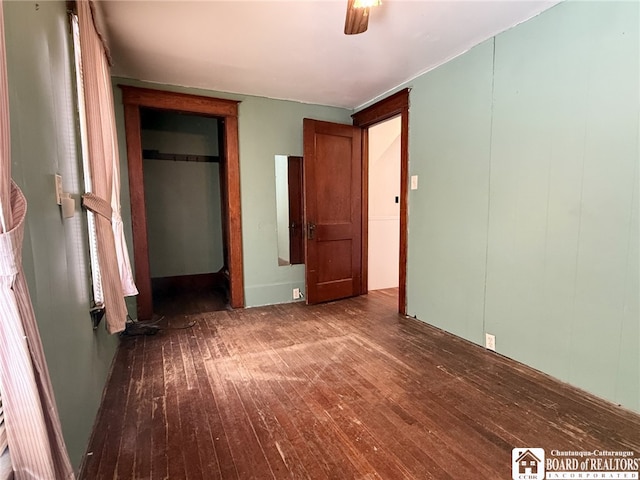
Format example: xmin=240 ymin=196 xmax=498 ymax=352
xmin=568 ymin=60 xmax=591 ymax=384
xmin=616 ymin=35 xmax=640 ymax=405
xmin=542 ymin=128 xmax=554 ymax=331
xmin=480 ymin=37 xmax=497 ymax=342
xmin=614 ymin=107 xmax=639 ymax=405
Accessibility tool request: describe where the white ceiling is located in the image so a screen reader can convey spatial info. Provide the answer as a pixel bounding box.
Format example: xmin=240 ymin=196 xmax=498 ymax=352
xmin=99 ymin=0 xmax=561 ymax=109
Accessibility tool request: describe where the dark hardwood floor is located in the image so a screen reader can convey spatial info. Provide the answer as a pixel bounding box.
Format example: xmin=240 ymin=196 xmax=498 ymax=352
xmin=152 ymin=284 xmax=228 ymax=317
xmin=81 ymin=289 xmax=640 ymax=479
xmin=153 ymin=274 xmax=229 ymax=317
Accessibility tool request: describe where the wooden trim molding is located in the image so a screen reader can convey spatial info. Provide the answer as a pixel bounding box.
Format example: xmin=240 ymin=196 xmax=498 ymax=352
xmin=120 ymin=85 xmax=244 ymax=319
xmin=122 ymin=103 xmax=153 ymax=319
xmin=360 ymin=128 xmax=369 ymax=295
xmin=151 ymin=272 xmax=228 ymax=296
xmin=222 ymin=115 xmax=245 ymax=309
xmin=352 ymin=88 xmax=410 ymax=315
xmin=352 ymin=89 xmax=409 ymax=128
xmin=121 ymin=86 xmax=239 ymax=117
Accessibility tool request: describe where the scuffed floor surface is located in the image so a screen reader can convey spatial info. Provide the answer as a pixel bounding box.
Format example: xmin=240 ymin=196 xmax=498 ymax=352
xmin=81 ymin=289 xmax=640 ymax=479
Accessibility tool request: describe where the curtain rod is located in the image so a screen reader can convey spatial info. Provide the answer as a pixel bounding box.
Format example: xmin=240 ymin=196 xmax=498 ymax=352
xmin=67 ymin=0 xmax=113 ymax=66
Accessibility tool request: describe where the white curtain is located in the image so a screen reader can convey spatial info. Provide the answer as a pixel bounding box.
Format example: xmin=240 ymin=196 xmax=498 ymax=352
xmin=71 ymin=9 xmax=137 ymax=304
xmin=77 ymin=0 xmax=136 ymax=333
xmin=108 ymin=73 xmax=137 ymax=298
xmin=0 ymin=1 xmax=75 ymax=478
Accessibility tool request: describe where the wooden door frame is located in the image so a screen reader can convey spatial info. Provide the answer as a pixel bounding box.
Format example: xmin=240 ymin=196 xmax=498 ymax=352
xmin=120 ymin=86 xmax=244 ymax=320
xmin=352 ymin=88 xmax=409 ymax=315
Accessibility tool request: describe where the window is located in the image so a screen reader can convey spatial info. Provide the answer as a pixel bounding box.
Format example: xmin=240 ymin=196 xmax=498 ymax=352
xmin=71 ymin=12 xmax=104 ymax=308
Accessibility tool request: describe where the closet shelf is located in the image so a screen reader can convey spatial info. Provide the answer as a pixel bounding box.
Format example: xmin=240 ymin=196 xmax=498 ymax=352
xmin=142 ymin=149 xmax=219 ymax=163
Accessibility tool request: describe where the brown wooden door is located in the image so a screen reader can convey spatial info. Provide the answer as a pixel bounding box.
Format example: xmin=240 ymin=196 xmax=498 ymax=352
xmin=303 ymin=118 xmax=363 ymax=304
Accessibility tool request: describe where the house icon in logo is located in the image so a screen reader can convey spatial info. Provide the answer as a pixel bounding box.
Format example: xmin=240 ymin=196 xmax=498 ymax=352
xmin=516 ymin=449 xmax=541 ymax=475
xmin=512 ymin=447 xmax=545 ymax=480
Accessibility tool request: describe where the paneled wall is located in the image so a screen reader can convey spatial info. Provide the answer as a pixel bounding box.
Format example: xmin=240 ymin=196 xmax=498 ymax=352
xmin=406 ymin=0 xmax=639 ymax=411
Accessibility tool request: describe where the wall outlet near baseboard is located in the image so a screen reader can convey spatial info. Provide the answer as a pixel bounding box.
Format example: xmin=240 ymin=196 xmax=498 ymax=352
xmin=485 ymin=333 xmax=496 ymax=351
xmin=293 ymin=288 xmax=301 ymax=300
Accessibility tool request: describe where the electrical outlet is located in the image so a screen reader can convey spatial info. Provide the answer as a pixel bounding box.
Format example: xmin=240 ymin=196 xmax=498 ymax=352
xmin=293 ymin=288 xmax=300 ymax=300
xmin=485 ymin=333 xmax=496 ymax=351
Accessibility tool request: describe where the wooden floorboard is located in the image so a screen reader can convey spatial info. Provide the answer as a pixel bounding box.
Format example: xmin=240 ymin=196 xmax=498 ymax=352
xmin=81 ymin=288 xmax=640 ymax=479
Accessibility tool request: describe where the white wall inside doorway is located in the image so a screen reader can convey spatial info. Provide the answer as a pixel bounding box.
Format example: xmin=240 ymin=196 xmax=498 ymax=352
xmin=368 ymin=116 xmax=401 ymax=290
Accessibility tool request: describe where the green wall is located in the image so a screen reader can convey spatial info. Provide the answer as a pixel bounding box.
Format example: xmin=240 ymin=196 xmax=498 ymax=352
xmin=144 ymin=160 xmax=224 ymax=277
xmin=3 ymin=0 xmax=119 ymax=470
xmin=407 ymin=40 xmax=494 ymax=345
xmin=141 ymin=109 xmax=219 ymax=157
xmin=406 ymin=0 xmax=639 ymax=411
xmin=113 ymin=78 xmax=352 ymax=308
xmin=142 ymin=111 xmax=224 ymax=278
xmin=4 ymin=0 xmax=636 ymax=474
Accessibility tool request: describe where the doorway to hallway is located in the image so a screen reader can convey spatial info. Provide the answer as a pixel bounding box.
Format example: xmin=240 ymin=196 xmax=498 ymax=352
xmin=367 ymin=116 xmax=401 ymax=292
xmin=352 ymin=88 xmax=409 ymax=314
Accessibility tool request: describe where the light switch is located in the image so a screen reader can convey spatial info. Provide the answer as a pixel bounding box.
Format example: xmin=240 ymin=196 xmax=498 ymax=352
xmin=411 ymin=175 xmax=418 ymax=190
xmin=55 ymin=174 xmax=63 ymax=205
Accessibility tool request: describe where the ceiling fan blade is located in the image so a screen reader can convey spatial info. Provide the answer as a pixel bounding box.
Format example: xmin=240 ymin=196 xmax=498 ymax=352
xmin=344 ymin=0 xmax=370 ymax=35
